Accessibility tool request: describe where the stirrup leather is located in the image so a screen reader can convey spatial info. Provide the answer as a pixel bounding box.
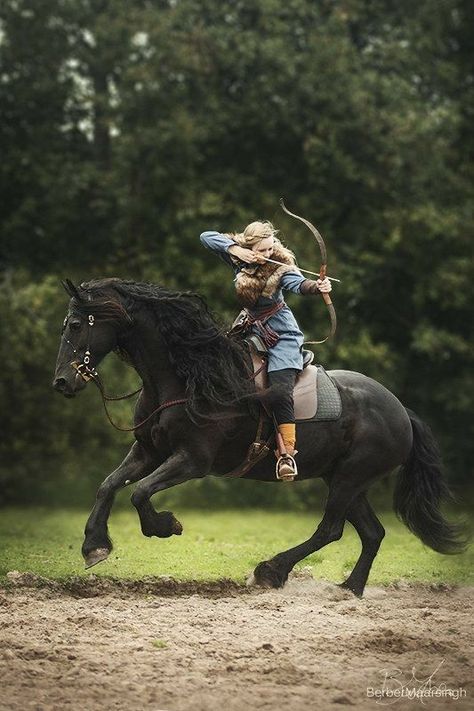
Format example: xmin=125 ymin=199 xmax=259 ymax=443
xmin=275 ymin=454 xmax=298 ymax=482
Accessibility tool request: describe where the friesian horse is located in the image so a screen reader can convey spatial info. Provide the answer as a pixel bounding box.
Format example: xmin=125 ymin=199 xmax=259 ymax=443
xmin=52 ymin=278 xmax=465 ymax=596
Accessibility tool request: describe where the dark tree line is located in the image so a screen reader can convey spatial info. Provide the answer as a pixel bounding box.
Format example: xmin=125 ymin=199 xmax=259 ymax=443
xmin=0 ymin=0 xmax=472 ymax=505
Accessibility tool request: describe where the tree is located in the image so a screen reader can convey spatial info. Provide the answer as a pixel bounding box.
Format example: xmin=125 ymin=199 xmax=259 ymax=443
xmin=0 ymin=0 xmax=472 ymax=501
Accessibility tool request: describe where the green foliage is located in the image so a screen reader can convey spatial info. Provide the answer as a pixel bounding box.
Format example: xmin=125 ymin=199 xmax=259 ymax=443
xmin=0 ymin=0 xmax=472 ymax=502
xmin=0 ymin=271 xmax=136 ymax=504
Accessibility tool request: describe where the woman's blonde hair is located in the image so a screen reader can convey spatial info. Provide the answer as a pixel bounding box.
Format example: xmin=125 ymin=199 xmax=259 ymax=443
xmin=233 ymin=220 xmax=278 ymax=247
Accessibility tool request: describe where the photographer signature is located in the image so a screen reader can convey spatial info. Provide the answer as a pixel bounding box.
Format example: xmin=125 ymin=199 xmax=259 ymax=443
xmin=367 ymin=659 xmax=467 ymax=705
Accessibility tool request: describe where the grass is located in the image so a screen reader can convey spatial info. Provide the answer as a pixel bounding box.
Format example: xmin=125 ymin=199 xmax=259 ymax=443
xmin=151 ymin=639 xmax=168 ymax=649
xmin=0 ymin=507 xmax=472 ymax=586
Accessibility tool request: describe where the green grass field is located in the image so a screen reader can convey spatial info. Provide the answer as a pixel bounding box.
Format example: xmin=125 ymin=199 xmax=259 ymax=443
xmin=0 ymin=507 xmax=471 ymax=586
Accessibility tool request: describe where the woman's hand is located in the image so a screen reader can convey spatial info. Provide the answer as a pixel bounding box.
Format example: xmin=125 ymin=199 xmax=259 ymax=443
xmin=300 ymin=277 xmax=332 ymax=295
xmin=316 ymin=277 xmax=332 ymax=293
xmin=228 ymin=245 xmax=266 ymax=264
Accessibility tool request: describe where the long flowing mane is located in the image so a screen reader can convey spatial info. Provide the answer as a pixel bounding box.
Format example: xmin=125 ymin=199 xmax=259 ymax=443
xmin=70 ymin=278 xmax=253 ymax=421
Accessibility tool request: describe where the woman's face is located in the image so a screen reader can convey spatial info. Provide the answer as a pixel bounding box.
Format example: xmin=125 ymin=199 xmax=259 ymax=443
xmin=252 ymin=236 xmax=274 ymax=259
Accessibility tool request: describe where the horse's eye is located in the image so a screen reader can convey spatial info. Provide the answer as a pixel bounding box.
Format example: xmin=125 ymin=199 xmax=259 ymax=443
xmin=70 ymin=320 xmax=81 ymax=331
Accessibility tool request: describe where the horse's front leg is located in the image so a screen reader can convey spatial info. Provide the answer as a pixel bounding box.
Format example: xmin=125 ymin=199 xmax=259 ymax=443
xmin=131 ymin=450 xmax=206 ymax=539
xmin=82 ymin=442 xmax=156 ymax=567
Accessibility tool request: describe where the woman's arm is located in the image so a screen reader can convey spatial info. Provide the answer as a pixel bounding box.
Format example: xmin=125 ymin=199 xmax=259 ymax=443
xmin=200 ymin=231 xmax=238 ymax=266
xmin=280 ymin=271 xmax=307 ymax=294
xmin=200 ymin=231 xmax=265 ymax=266
xmin=281 ymin=272 xmax=332 ymax=295
xmin=299 ymin=278 xmax=332 ymax=294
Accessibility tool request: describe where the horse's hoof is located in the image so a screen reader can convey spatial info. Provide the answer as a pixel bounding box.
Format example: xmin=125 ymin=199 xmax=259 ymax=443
xmin=253 ymin=561 xmax=287 ymax=589
xmin=339 ymin=580 xmax=364 ymax=598
xmin=171 ymin=517 xmax=183 ymax=535
xmin=157 ymin=511 xmax=183 ymax=537
xmin=142 ymin=511 xmax=183 ymax=538
xmin=84 ymin=548 xmax=110 ymax=569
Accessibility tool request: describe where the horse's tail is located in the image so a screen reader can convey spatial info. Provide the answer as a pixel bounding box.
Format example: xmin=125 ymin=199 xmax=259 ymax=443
xmin=393 ymin=408 xmax=467 ymax=554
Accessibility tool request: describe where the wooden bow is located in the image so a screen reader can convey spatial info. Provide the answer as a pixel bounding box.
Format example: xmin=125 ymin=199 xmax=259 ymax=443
xmin=280 ymin=198 xmax=337 ymax=344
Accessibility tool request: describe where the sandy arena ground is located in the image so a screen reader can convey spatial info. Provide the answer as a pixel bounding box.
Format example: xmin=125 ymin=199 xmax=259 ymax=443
xmin=0 ymin=572 xmax=472 ymax=711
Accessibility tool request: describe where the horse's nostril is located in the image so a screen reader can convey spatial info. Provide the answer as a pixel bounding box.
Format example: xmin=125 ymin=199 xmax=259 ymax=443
xmin=53 ymin=377 xmax=67 ymax=392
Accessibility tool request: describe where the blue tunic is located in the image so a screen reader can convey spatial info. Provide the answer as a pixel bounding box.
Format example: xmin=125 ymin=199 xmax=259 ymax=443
xmin=200 ymin=230 xmax=306 ymax=372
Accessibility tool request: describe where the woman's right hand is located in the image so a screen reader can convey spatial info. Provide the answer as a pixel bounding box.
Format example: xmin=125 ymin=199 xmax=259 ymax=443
xmin=228 ymin=245 xmax=266 ymax=264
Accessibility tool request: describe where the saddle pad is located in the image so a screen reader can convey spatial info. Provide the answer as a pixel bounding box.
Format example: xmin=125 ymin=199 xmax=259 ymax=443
xmin=306 ymin=365 xmax=342 ymax=422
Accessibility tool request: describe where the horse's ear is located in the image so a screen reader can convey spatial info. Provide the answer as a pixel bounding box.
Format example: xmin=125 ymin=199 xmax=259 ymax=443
xmin=61 ymin=279 xmax=84 ymax=301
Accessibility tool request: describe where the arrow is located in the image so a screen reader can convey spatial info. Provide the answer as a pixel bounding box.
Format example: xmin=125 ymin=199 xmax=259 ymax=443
xmin=259 ymin=256 xmax=341 ymax=282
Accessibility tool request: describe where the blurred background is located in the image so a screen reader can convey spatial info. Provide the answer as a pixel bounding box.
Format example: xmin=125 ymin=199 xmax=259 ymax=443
xmin=1 ymin=0 xmax=472 ymax=510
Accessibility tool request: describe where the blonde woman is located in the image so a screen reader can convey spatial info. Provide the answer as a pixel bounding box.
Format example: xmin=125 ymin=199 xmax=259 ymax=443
xmin=200 ymin=221 xmax=331 ymax=478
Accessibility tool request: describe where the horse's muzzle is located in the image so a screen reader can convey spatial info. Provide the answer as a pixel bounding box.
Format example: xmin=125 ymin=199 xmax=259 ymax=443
xmin=52 ymin=373 xmax=86 ymax=397
xmin=52 ymin=376 xmax=75 ymax=397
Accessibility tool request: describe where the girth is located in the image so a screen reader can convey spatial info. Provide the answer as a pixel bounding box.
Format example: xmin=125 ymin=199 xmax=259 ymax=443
xmin=223 ymin=407 xmax=272 ymax=478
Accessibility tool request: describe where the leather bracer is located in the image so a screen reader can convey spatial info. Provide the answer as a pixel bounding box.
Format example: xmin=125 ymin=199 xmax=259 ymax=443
xmin=300 ymin=279 xmax=321 ymax=295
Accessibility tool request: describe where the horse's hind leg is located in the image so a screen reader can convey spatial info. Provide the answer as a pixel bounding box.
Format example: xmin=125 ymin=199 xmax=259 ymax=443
xmin=340 ymin=493 xmax=385 ymax=597
xmin=82 ymin=442 xmax=155 ymax=568
xmin=252 ymin=475 xmax=358 ymax=589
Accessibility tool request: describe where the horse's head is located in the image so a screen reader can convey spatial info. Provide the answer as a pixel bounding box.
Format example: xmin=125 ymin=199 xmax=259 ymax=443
xmin=52 ymin=279 xmax=132 ymax=397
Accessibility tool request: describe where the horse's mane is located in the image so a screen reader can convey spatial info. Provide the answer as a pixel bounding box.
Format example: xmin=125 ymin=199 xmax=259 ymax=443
xmin=71 ymin=278 xmax=253 ymax=421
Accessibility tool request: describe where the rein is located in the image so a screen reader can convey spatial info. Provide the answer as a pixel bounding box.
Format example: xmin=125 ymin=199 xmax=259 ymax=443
xmin=71 ymin=363 xmax=187 ymax=431
xmin=93 ymin=373 xmax=187 ymax=431
xmin=98 ymin=382 xmax=143 ymax=402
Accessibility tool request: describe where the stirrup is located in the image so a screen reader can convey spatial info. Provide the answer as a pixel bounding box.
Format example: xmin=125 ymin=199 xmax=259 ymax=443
xmin=276 ymin=454 xmax=298 ymax=482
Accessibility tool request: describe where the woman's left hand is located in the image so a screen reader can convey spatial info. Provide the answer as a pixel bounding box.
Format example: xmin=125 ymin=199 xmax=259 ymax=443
xmin=316 ymin=277 xmax=332 ymax=293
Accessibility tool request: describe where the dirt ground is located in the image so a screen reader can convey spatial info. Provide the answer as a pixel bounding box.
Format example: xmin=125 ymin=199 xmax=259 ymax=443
xmin=0 ymin=572 xmax=472 ymax=711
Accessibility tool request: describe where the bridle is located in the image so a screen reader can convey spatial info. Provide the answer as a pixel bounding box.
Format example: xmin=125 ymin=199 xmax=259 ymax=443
xmin=63 ymin=312 xmax=187 ymax=431
xmin=63 ymin=313 xmax=98 ymax=383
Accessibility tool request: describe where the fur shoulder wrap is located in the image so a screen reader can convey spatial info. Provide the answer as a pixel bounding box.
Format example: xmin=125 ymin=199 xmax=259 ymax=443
xmin=232 ymin=240 xmax=301 ymax=308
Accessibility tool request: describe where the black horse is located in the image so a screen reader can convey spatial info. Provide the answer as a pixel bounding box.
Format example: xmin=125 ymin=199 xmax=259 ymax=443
xmin=53 ymin=278 xmax=465 ymax=596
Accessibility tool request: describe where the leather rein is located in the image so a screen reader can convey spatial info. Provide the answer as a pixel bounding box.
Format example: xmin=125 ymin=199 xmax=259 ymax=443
xmin=77 ymin=367 xmax=187 ymax=432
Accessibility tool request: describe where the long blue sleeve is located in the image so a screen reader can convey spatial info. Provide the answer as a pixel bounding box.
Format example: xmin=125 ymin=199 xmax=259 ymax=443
xmin=200 ymin=231 xmax=238 ymax=267
xmin=280 ymin=270 xmax=306 ymax=294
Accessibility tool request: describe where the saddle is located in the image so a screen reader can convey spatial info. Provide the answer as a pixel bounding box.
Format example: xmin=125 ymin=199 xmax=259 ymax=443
xmin=247 ymin=334 xmax=318 ymax=420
